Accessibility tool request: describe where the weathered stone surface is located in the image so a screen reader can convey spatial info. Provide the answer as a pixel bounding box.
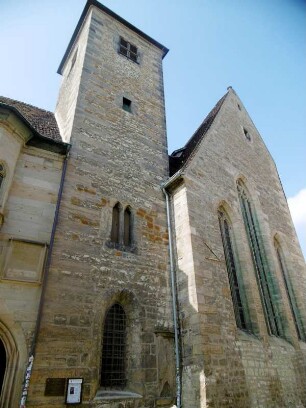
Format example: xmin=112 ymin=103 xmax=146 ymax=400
xmin=172 ymin=88 xmax=306 ymax=407
xmin=27 ymin=4 xmax=174 ymax=408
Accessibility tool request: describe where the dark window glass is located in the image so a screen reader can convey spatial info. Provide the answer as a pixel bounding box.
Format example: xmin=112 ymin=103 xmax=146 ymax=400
xmin=218 ymin=210 xmax=247 ymax=330
xmin=119 ymin=37 xmax=138 ymax=63
xmin=238 ymin=181 xmax=283 ymax=337
xmin=101 ymin=304 xmax=127 ymax=388
xmin=124 ymin=207 xmax=132 ymax=246
xmin=111 ymin=203 xmax=120 ymax=243
xmin=275 ymin=241 xmax=305 ymax=341
xmin=122 ymin=97 xmax=132 ymax=113
xmin=243 ymin=128 xmax=251 ymax=141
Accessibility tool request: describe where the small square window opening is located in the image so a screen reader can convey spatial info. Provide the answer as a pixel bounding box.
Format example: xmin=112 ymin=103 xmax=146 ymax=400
xmin=243 ymin=128 xmax=251 ymax=141
xmin=122 ymin=97 xmax=132 ymax=113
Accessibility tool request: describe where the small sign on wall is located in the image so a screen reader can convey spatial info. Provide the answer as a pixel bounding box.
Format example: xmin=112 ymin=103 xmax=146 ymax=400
xmin=65 ymin=378 xmax=83 ymax=404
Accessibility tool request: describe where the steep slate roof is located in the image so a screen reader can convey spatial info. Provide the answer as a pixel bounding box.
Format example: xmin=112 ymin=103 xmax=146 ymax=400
xmin=169 ymin=91 xmax=228 ymax=175
xmin=0 ymin=96 xmax=62 ymax=143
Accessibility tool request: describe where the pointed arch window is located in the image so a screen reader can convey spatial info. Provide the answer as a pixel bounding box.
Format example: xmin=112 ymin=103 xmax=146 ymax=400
xmin=274 ymin=239 xmax=305 ymax=341
xmin=110 ymin=203 xmax=134 ymax=249
xmin=101 ymin=303 xmax=127 ymax=388
xmin=237 ymin=180 xmax=283 ymax=337
xmin=111 ymin=203 xmax=120 ymax=244
xmin=218 ymin=209 xmax=248 ymax=331
xmin=123 ymin=207 xmax=132 ymax=246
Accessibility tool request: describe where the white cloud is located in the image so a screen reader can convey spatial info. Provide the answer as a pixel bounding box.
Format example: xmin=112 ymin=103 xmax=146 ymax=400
xmin=288 ymin=189 xmax=306 ymax=260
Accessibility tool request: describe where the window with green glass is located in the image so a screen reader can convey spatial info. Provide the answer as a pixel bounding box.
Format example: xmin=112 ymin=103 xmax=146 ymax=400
xmin=274 ymin=239 xmax=305 ymax=341
xmin=218 ymin=209 xmax=250 ymax=331
xmin=237 ymin=180 xmax=284 ymax=337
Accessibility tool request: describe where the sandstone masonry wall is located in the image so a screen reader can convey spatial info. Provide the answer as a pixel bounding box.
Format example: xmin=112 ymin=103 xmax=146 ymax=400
xmin=29 ymin=5 xmax=174 ymax=408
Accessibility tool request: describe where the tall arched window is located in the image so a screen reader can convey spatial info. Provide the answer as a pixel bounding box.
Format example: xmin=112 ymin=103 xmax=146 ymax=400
xmin=123 ymin=207 xmax=132 ymax=246
xmin=218 ymin=209 xmax=248 ymax=331
xmin=237 ymin=180 xmax=283 ymax=337
xmin=111 ymin=203 xmax=120 ymax=244
xmin=101 ymin=304 xmax=127 ymax=388
xmin=274 ymin=239 xmax=305 ymax=341
xmin=0 ymin=163 xmax=6 ymax=192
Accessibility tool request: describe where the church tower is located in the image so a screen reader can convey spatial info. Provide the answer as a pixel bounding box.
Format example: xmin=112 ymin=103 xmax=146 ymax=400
xmin=29 ymin=1 xmax=175 ymax=406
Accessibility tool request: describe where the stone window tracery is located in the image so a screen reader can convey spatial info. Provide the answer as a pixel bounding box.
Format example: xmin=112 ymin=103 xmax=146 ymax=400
xmin=274 ymin=239 xmax=305 ymax=341
xmin=237 ymin=180 xmax=284 ymax=337
xmin=218 ymin=208 xmax=248 ymax=331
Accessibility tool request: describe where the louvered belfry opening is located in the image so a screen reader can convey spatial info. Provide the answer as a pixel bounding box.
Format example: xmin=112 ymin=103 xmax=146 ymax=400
xmin=101 ymin=303 xmax=127 ymax=388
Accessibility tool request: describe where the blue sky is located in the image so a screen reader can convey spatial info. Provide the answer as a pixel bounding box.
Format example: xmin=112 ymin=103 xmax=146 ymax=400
xmin=0 ymin=0 xmax=305 ymax=258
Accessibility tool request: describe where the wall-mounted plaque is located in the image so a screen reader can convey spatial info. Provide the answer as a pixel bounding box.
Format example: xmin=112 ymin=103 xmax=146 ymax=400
xmin=65 ymin=378 xmax=83 ymax=404
xmin=44 ymin=378 xmax=66 ymax=396
xmin=2 ymin=238 xmax=47 ymax=283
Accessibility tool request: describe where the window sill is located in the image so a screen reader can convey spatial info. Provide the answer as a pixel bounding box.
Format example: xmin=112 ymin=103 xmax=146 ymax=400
xmin=118 ymin=51 xmax=139 ymax=65
xmin=105 ymin=240 xmax=137 ymax=254
xmin=156 ymin=397 xmax=175 ymax=407
xmin=94 ymin=389 xmax=142 ymax=400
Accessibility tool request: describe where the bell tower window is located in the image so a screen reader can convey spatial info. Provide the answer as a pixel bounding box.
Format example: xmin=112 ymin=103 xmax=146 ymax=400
xmin=119 ymin=37 xmax=138 ymax=63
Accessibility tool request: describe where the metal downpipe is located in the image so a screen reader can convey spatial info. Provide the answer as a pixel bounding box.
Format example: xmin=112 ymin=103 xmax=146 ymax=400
xmin=162 ymin=175 xmax=182 ymax=408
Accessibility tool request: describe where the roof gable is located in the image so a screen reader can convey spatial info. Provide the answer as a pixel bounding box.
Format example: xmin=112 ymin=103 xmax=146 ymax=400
xmin=169 ymin=91 xmax=228 ymax=175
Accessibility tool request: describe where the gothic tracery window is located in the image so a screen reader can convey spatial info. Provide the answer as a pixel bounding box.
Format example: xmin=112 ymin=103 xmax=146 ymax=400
xmin=274 ymin=239 xmax=305 ymax=341
xmin=101 ymin=303 xmax=127 ymax=388
xmin=237 ymin=180 xmax=283 ymax=337
xmin=218 ymin=209 xmax=248 ymax=331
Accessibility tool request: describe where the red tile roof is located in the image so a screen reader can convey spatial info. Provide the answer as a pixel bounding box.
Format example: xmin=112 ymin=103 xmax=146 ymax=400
xmin=0 ymin=96 xmax=62 ymax=143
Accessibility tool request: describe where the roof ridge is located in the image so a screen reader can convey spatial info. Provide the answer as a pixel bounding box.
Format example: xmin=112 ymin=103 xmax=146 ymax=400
xmin=0 ymin=96 xmax=54 ymax=115
xmin=169 ymin=91 xmax=229 ymax=175
xmin=0 ymin=95 xmax=63 ymax=144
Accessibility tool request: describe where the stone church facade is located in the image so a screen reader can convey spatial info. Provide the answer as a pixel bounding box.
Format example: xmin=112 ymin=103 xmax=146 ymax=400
xmin=0 ymin=1 xmax=305 ymax=407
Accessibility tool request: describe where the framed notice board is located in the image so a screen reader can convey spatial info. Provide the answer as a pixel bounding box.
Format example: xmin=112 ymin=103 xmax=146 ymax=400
xmin=65 ymin=378 xmax=83 ymax=404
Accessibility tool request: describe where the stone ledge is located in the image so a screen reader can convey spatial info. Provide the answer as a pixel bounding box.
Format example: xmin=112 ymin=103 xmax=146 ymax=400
xmin=155 ymin=397 xmax=175 ymax=407
xmin=94 ymin=389 xmax=142 ymax=400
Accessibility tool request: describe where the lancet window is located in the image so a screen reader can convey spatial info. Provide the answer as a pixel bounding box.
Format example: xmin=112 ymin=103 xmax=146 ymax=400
xmin=274 ymin=239 xmax=305 ymax=341
xmin=110 ymin=202 xmax=133 ymax=247
xmin=237 ymin=180 xmax=283 ymax=337
xmin=218 ymin=209 xmax=248 ymax=330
